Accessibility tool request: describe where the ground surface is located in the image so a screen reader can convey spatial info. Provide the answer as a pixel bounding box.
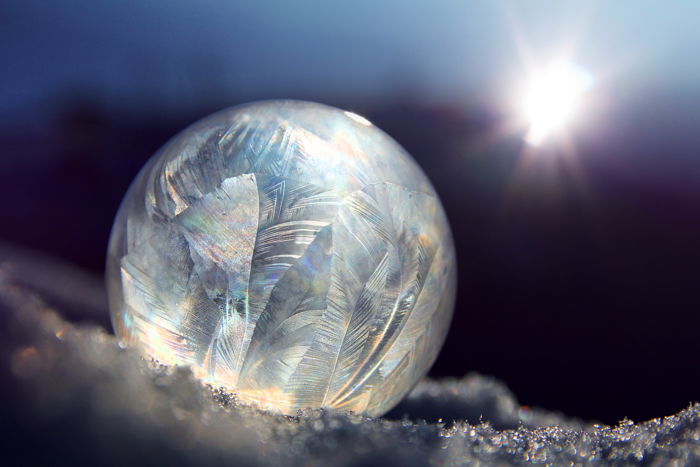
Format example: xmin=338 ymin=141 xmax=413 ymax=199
xmin=1 ymin=246 xmax=698 ymax=466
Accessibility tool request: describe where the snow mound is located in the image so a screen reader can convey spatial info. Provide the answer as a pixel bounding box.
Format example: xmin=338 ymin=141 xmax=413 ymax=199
xmin=1 ymin=255 xmax=698 ymax=466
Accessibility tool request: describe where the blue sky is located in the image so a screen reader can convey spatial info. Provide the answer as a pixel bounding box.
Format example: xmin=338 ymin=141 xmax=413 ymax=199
xmin=2 ymin=0 xmax=699 ymax=121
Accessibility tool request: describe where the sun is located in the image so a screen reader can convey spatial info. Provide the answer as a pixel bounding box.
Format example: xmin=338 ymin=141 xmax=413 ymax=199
xmin=521 ymin=61 xmax=593 ymax=146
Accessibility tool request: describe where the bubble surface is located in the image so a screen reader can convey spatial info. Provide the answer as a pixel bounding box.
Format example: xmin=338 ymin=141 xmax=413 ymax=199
xmin=107 ymin=100 xmax=456 ymax=416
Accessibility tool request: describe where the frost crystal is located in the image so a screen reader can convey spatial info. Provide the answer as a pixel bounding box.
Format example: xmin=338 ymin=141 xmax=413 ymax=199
xmin=107 ymin=100 xmax=456 ymax=416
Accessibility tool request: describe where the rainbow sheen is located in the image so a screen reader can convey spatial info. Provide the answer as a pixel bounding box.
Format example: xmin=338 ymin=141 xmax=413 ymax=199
xmin=107 ymin=100 xmax=456 ymax=416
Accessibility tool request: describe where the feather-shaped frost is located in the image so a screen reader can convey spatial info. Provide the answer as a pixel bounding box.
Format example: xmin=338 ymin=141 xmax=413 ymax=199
xmin=107 ymin=100 xmax=455 ymax=417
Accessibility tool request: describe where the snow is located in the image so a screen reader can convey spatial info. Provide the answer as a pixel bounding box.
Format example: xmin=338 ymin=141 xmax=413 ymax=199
xmin=1 ymin=250 xmax=698 ymax=466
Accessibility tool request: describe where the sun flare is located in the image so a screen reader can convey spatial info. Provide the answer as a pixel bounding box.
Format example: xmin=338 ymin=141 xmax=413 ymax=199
xmin=521 ymin=61 xmax=593 ymax=146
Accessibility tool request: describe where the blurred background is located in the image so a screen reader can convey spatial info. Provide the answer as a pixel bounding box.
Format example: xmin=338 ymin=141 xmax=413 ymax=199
xmin=1 ymin=0 xmax=699 ymax=425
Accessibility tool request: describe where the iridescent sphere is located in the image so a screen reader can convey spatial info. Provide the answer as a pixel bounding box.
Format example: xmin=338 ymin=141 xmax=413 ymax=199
xmin=107 ymin=100 xmax=456 ymax=417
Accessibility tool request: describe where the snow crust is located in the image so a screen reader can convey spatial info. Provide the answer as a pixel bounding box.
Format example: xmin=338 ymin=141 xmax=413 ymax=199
xmin=1 ymin=251 xmax=698 ymax=466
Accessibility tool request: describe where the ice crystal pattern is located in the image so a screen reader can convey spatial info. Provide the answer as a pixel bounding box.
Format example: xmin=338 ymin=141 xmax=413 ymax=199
xmin=107 ymin=100 xmax=456 ymax=417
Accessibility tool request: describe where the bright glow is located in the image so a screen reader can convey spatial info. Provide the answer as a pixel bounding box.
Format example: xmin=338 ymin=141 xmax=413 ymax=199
xmin=344 ymin=110 xmax=372 ymax=126
xmin=521 ymin=61 xmax=593 ymax=145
